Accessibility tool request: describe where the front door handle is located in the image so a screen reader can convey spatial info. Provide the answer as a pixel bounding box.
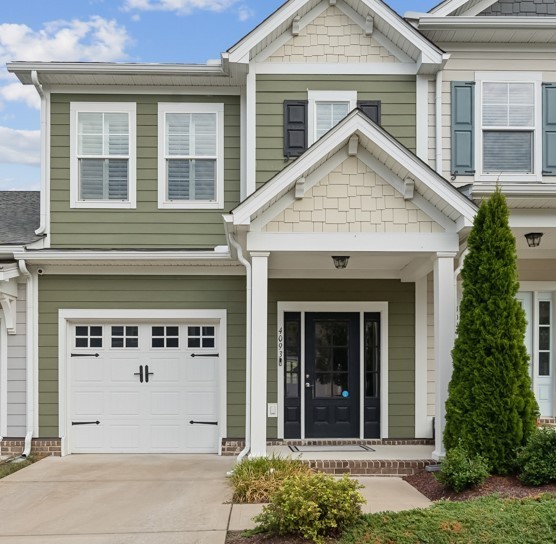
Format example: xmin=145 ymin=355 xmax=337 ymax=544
xmin=145 ymin=365 xmax=154 ymax=383
xmin=305 ymin=382 xmax=313 ymax=388
xmin=134 ymin=365 xmax=143 ymax=383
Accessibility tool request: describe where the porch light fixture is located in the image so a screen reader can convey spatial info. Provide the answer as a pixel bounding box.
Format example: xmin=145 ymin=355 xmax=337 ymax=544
xmin=524 ymin=232 xmax=544 ymax=248
xmin=332 ymin=256 xmax=350 ymax=269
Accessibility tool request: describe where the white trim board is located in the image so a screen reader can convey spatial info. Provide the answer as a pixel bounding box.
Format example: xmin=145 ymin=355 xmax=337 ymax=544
xmin=0 ymin=314 xmax=7 ymax=438
xmin=58 ymin=309 xmax=227 ymax=456
xmin=276 ymin=301 xmax=389 ymax=440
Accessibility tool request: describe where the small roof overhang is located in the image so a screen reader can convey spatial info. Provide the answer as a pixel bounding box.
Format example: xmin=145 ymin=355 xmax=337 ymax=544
xmin=228 ymin=0 xmax=446 ymax=71
xmin=231 ymin=109 xmax=477 ymax=231
xmin=7 ymin=60 xmax=247 ymax=88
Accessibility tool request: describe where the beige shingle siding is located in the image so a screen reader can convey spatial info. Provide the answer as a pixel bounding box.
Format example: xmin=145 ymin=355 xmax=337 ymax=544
xmin=268 ymin=6 xmax=396 ymax=64
xmin=264 ymin=157 xmax=444 ymax=234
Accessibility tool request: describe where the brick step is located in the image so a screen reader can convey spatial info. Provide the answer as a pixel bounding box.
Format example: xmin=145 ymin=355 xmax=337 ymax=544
xmin=539 ymin=417 xmax=556 ymax=427
xmin=304 ymin=459 xmax=439 ymax=476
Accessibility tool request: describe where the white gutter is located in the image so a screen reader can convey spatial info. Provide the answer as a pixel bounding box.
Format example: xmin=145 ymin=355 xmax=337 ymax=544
xmin=228 ymin=234 xmax=252 ymax=463
xmin=17 ymin=260 xmax=35 ymax=458
xmin=435 ymin=70 xmax=443 ymax=175
xmin=416 ymin=16 xmax=556 ymax=29
xmin=31 ymin=71 xmax=48 ymax=238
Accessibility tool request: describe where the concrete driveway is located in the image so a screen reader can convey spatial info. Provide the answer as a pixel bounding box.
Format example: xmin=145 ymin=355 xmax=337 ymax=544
xmin=0 ymin=454 xmax=235 ymax=544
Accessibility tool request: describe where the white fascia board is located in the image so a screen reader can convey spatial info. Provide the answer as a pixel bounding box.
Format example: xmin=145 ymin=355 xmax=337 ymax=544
xmin=253 ymin=63 xmax=418 ymax=75
xmin=7 ymin=62 xmax=227 ymax=82
xmin=428 ymin=0 xmax=476 ymax=16
xmin=246 ymin=232 xmax=460 ymax=253
xmin=11 ymin=250 xmax=233 ymax=263
xmin=417 ymin=16 xmax=556 ymax=30
xmin=228 ymin=0 xmax=311 ymax=63
xmin=42 ymin=85 xmax=242 ymax=96
xmin=472 ymin=184 xmax=556 ymax=198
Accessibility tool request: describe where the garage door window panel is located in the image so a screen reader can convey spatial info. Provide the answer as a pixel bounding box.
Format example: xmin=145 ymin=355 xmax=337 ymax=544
xmin=152 ymin=326 xmax=179 ymax=348
xmin=187 ymin=325 xmax=215 ymax=348
xmin=75 ymin=326 xmax=103 ymax=348
xmin=111 ymin=326 xmax=139 ymax=348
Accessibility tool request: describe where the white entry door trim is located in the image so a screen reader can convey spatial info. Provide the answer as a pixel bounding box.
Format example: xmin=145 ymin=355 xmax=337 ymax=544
xmin=59 ymin=309 xmax=227 ymax=456
xmin=276 ymin=302 xmax=389 ymax=441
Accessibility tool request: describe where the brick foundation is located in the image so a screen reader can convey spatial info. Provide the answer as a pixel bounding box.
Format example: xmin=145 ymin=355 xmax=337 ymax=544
xmin=221 ymin=437 xmax=434 ymax=456
xmin=305 ymin=459 xmax=438 ymax=476
xmin=0 ymin=438 xmax=62 ymax=458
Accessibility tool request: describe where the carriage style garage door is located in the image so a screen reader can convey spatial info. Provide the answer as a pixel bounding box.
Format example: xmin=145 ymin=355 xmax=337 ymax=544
xmin=68 ymin=321 xmax=222 ymax=454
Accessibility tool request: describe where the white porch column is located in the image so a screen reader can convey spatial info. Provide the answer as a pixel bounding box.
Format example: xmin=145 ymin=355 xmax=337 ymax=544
xmin=433 ymin=252 xmax=457 ymax=459
xmin=250 ymin=251 xmax=269 ymax=457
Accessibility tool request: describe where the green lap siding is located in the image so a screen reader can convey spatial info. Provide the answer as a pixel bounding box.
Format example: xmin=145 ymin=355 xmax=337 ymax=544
xmin=38 ymin=275 xmax=246 ymax=437
xmin=267 ymin=279 xmax=415 ymax=439
xmin=49 ymin=94 xmax=240 ymax=249
xmin=256 ymin=75 xmax=417 ymax=188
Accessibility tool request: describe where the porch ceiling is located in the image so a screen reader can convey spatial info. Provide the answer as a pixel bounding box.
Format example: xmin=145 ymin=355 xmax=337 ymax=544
xmin=267 ymin=251 xmax=432 ymax=280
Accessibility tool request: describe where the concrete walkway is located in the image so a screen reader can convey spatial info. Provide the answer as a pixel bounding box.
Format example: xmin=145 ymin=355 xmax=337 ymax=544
xmin=0 ymin=455 xmax=431 ymax=543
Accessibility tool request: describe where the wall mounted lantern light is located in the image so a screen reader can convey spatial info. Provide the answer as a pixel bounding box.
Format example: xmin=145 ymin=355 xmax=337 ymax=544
xmin=524 ymin=232 xmax=544 ymax=248
xmin=332 ymin=256 xmax=350 ymax=269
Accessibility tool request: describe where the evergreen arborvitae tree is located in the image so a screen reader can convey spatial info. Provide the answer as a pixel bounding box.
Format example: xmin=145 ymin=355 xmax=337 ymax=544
xmin=444 ymin=188 xmax=538 ymax=474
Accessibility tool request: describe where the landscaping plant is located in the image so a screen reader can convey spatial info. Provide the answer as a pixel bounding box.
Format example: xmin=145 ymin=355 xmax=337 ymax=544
xmin=435 ymin=442 xmax=490 ymax=492
xmin=229 ymin=455 xmax=312 ymax=503
xmin=253 ymin=472 xmax=365 ymax=543
xmin=444 ymin=188 xmax=538 ymax=474
xmin=517 ymin=426 xmax=556 ymax=486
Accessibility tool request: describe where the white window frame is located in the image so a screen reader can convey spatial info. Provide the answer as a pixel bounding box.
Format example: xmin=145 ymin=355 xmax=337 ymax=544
xmin=307 ymin=90 xmax=357 ymax=146
xmin=70 ymin=102 xmax=137 ymax=209
xmin=158 ymin=102 xmax=224 ymax=210
xmin=475 ymin=72 xmax=542 ymax=182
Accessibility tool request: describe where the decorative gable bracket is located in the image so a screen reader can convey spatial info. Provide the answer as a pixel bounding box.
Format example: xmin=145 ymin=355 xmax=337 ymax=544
xmin=0 ymin=280 xmax=18 ymax=335
xmin=348 ymin=135 xmax=359 ymax=156
xmin=292 ymin=15 xmax=301 ymax=36
xmin=404 ymin=177 xmax=415 ymax=200
xmin=365 ymin=15 xmax=374 ymax=36
xmin=295 ymin=177 xmax=306 ymax=199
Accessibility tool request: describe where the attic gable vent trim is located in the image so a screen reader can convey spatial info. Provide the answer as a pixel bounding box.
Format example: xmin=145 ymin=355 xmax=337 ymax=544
xmin=329 ymin=0 xmax=337 ymax=5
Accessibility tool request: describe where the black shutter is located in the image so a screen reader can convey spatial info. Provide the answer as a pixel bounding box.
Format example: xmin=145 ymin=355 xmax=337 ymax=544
xmin=283 ymin=100 xmax=308 ymax=158
xmin=543 ymin=83 xmax=556 ymax=175
xmin=357 ymin=100 xmax=381 ymax=125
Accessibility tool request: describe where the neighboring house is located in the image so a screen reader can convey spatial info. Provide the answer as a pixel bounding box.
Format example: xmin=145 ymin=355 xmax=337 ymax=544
xmin=1 ymin=0 xmax=554 ymax=460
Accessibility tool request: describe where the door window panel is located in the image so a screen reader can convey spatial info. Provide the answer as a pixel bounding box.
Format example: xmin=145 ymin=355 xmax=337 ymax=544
xmin=538 ymin=300 xmax=551 ymax=377
xmin=152 ymin=326 xmax=179 ymax=348
xmin=187 ymin=325 xmax=215 ymax=348
xmin=75 ymin=325 xmax=103 ymax=348
xmin=285 ymin=318 xmax=300 ymax=399
xmin=364 ymin=318 xmax=380 ymax=398
xmin=111 ymin=325 xmax=139 ymax=348
xmin=314 ymin=320 xmax=349 ymax=398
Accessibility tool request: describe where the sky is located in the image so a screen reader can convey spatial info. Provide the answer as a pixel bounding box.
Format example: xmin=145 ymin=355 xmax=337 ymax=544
xmin=0 ymin=0 xmax=436 ymax=191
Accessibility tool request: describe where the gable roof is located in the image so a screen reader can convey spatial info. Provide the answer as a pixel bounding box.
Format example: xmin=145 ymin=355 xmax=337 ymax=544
xmin=231 ymin=109 xmax=477 ymax=229
xmin=227 ymin=0 xmax=446 ymax=69
xmin=0 ymin=192 xmax=41 ymax=245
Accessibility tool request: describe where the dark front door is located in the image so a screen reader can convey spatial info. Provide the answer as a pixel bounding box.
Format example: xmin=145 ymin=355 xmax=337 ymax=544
xmin=304 ymin=313 xmax=359 ymax=438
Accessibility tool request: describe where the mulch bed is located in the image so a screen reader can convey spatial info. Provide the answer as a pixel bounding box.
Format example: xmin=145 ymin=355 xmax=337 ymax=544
xmin=226 ymin=533 xmax=311 ymax=544
xmin=404 ymin=470 xmax=556 ymax=502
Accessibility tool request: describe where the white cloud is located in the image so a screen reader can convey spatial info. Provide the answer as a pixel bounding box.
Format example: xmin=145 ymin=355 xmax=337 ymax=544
xmin=237 ymin=4 xmax=254 ymax=21
xmin=0 ymin=127 xmax=40 ymax=166
xmin=0 ymin=17 xmax=133 ymax=108
xmin=123 ymin=0 xmax=253 ymax=19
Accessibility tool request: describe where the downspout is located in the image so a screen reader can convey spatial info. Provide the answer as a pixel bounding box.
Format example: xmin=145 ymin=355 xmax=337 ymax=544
xmin=18 ymin=260 xmax=34 ymax=458
xmin=228 ymin=234 xmax=252 ymax=463
xmin=31 ymin=70 xmax=48 ymax=237
xmin=435 ymin=70 xmax=443 ymax=175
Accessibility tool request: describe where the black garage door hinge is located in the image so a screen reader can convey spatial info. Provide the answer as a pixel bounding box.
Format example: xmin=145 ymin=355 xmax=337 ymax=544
xmin=72 ymin=421 xmax=100 ymax=426
xmin=71 ymin=353 xmax=100 ymax=358
xmin=189 ymin=420 xmax=218 ymax=426
xmin=190 ymin=353 xmax=219 ymax=358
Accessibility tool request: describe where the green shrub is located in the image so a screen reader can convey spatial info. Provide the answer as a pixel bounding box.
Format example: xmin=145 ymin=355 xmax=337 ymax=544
xmin=254 ymin=472 xmax=365 ymax=543
xmin=517 ymin=426 xmax=556 ymax=486
xmin=435 ymin=444 xmax=490 ymax=493
xmin=229 ymin=455 xmax=312 ymax=503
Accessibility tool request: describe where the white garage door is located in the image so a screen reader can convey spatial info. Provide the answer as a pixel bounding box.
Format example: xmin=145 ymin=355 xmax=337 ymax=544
xmin=69 ymin=322 xmax=221 ymax=453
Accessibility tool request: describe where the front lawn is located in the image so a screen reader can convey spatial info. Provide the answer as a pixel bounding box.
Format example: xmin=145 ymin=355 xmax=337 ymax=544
xmin=0 ymin=457 xmax=35 ymax=479
xmin=340 ymin=495 xmax=556 ymax=544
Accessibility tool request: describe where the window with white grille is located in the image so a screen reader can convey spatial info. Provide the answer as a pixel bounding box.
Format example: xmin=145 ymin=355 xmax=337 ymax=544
xmin=70 ymin=102 xmax=136 ymax=208
xmin=158 ymin=103 xmax=224 ymax=209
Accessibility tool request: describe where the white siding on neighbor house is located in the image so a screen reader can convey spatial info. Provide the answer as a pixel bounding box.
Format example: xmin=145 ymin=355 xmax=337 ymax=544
xmin=264 ymin=157 xmax=445 ymax=233
xmin=427 ymin=272 xmax=436 ymax=418
xmin=267 ymin=6 xmax=397 ymax=64
xmin=439 ymin=49 xmax=556 ymax=185
xmin=7 ymin=283 xmax=26 ymax=437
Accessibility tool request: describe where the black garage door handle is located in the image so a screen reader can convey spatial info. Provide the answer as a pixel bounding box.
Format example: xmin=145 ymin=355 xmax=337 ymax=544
xmin=72 ymin=421 xmax=100 ymax=426
xmin=189 ymin=420 xmax=218 ymax=426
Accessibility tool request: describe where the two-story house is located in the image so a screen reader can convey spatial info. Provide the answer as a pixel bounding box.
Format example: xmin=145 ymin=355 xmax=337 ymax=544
xmin=1 ymin=0 xmax=554 ymax=462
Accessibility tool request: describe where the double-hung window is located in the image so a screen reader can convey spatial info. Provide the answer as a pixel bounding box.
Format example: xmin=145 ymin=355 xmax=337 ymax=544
xmin=307 ymin=91 xmax=357 ymax=145
xmin=476 ymin=72 xmax=542 ymax=181
xmin=158 ymin=103 xmax=224 ymax=209
xmin=70 ymin=102 xmax=136 ymax=208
